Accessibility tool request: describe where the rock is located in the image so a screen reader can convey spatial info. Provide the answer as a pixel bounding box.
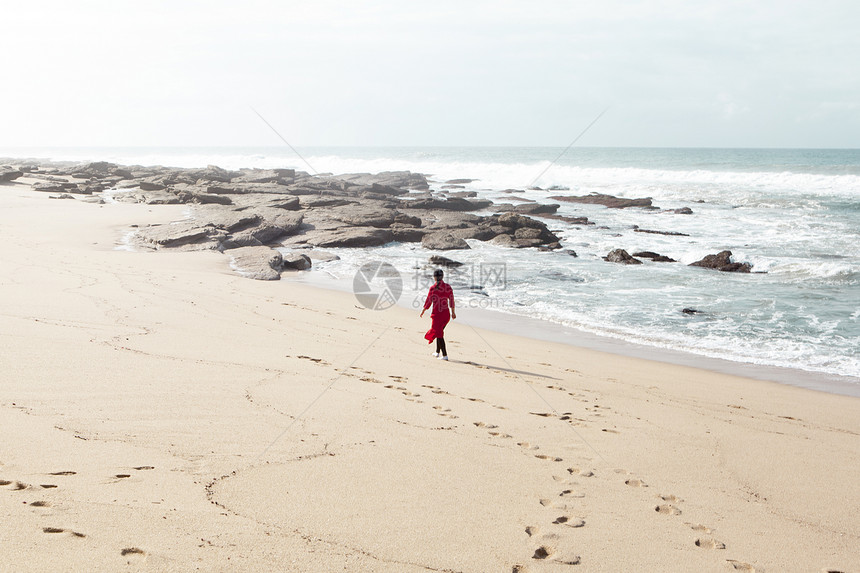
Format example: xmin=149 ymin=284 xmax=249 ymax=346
xmin=306 ymin=250 xmax=340 ymax=262
xmin=48 ymin=194 xmax=76 ymax=200
xmin=550 ymin=193 xmax=654 ymax=209
xmin=564 ymin=249 xmax=578 ymax=257
xmin=31 ymin=181 xmax=78 ymax=193
xmin=668 ymin=207 xmax=693 ymax=215
xmin=329 ymin=205 xmax=398 ymax=228
xmin=444 ymin=178 xmax=476 ymax=184
xmin=603 ymin=249 xmax=643 ymax=264
xmin=300 ymin=197 xmax=358 ymax=208
xmin=227 ymin=246 xmax=284 ymax=280
xmin=390 ymin=227 xmax=427 ymax=243
xmin=175 ymin=190 xmax=233 ymax=205
xmin=682 ymin=308 xmax=702 ymax=315
xmin=542 ymin=213 xmax=592 ymax=225
xmin=404 ymin=197 xmax=487 ymax=211
xmin=393 ymin=212 xmax=422 ymax=227
xmin=505 ymin=203 xmax=560 ymax=215
xmin=282 ymin=252 xmax=312 ymax=270
xmin=307 ymin=227 xmax=394 ymax=248
xmin=421 ymin=231 xmax=471 ymax=250
xmin=0 ymin=167 xmax=23 ymax=182
xmin=429 ymin=255 xmax=464 ymax=267
xmin=689 ymin=250 xmax=752 ymax=273
xmin=138 ymin=221 xmax=216 ymax=249
xmin=139 ymin=179 xmax=167 ymax=191
xmin=633 ymin=251 xmax=677 ymax=263
xmin=489 ymin=234 xmax=517 ymax=247
xmin=633 ymin=226 xmax=690 ymax=237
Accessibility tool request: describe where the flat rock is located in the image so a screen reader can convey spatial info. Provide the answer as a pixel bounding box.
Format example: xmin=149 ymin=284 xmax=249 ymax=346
xmin=306 ymin=227 xmax=394 ymax=248
xmin=227 ymin=246 xmax=284 ymax=280
xmin=633 ymin=251 xmax=677 ymax=262
xmin=550 ymin=193 xmax=654 ymax=209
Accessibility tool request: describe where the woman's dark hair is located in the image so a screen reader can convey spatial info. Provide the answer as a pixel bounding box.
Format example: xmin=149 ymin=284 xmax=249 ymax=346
xmin=433 ymin=269 xmax=444 ymax=279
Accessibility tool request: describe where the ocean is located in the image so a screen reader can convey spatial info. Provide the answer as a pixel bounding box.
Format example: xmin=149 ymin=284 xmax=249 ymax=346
xmin=5 ymin=146 xmax=859 ymax=389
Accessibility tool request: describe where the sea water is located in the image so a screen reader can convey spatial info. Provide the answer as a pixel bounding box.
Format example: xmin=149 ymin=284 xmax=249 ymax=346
xmin=5 ymin=146 xmax=858 ymax=387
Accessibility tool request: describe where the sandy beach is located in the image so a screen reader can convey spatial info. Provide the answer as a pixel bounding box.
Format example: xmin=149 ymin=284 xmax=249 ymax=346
xmin=1 ymin=182 xmax=858 ymax=572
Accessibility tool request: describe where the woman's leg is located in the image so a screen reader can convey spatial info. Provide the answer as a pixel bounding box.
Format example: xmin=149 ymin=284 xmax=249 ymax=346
xmin=438 ymin=337 xmax=447 ymax=357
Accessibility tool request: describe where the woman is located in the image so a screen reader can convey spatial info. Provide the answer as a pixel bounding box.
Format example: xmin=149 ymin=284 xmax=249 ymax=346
xmin=420 ymin=269 xmax=456 ymax=360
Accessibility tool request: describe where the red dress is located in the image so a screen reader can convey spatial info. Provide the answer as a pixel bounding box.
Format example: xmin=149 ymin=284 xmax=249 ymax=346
xmin=423 ymin=281 xmax=454 ymax=343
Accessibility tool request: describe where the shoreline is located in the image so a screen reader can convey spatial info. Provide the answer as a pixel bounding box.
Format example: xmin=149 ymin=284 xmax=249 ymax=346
xmin=1 ymin=183 xmax=859 ymax=571
xmin=287 ymin=269 xmax=860 ymax=398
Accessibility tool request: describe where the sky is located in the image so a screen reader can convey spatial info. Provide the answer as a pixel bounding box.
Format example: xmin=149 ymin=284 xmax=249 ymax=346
xmin=1 ymin=0 xmax=859 ymax=148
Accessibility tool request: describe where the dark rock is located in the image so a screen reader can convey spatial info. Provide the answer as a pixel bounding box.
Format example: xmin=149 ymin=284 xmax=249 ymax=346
xmin=0 ymin=167 xmax=24 ymax=182
xmin=564 ymin=249 xmax=578 ymax=257
xmin=603 ymin=249 xmax=643 ymax=264
xmin=633 ymin=226 xmax=690 ymax=237
xmin=682 ymin=308 xmax=702 ymax=315
xmin=498 ymin=202 xmax=560 ymax=215
xmin=542 ymin=213 xmax=593 ymax=225
xmin=421 ymin=231 xmax=471 ymax=250
xmin=668 ymin=207 xmax=693 ymax=215
xmin=633 ymin=251 xmax=677 ymax=262
xmin=689 ymin=250 xmax=752 ymax=273
xmin=441 ymin=184 xmax=465 ymax=189
xmin=429 ymin=255 xmax=464 ymax=267
xmin=32 ymin=181 xmax=78 ymax=193
xmin=282 ymin=252 xmax=312 ymax=270
xmin=48 ymin=194 xmax=76 ymax=200
xmin=550 ymin=193 xmax=654 ymax=209
xmin=444 ymin=178 xmax=476 ymax=184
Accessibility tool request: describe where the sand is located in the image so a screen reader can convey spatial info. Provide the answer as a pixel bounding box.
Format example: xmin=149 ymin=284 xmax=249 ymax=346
xmin=1 ymin=182 xmax=858 ymax=573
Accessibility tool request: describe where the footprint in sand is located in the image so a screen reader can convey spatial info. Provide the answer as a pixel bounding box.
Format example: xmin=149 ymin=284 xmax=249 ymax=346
xmin=567 ymin=468 xmax=594 ymax=477
xmin=726 ymin=560 xmax=756 ymax=572
xmin=688 ymin=523 xmax=713 ymax=534
xmin=659 ymin=494 xmax=682 ymax=503
xmin=558 ymin=489 xmax=585 ymax=498
xmin=602 ymin=428 xmax=620 ymax=434
xmin=133 ymin=466 xmax=155 ymax=471
xmin=40 ymin=484 xmax=58 ymax=489
xmin=29 ymin=501 xmax=51 ymax=507
xmin=531 ymin=543 xmax=581 ymax=565
xmin=655 ymin=504 xmax=682 ymax=515
xmin=489 ymin=432 xmax=513 ymax=438
xmin=534 ymin=454 xmax=563 ymax=462
xmin=518 ymin=442 xmax=539 ymax=451
xmin=695 ymin=537 xmax=726 ymax=550
xmin=553 ymin=516 xmax=585 ymax=528
xmin=625 ymin=479 xmax=647 ymax=488
xmin=473 ymin=422 xmax=498 ymax=429
xmin=49 ymin=471 xmax=76 ymax=476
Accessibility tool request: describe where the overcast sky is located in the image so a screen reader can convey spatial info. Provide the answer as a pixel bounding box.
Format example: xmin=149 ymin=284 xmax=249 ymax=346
xmin=2 ymin=0 xmax=858 ymax=148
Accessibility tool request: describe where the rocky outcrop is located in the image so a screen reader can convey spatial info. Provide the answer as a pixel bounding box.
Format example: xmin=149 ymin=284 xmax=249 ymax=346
xmin=550 ymin=193 xmax=654 ymax=209
xmin=604 ymin=249 xmax=643 ymax=264
xmin=689 ymin=251 xmax=752 ymax=273
xmin=0 ymin=167 xmax=23 ymax=182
